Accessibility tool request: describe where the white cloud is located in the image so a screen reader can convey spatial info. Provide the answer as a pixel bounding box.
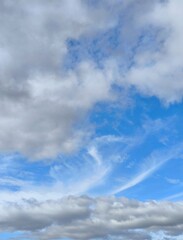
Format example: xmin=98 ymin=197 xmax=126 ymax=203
xmin=166 ymin=178 xmax=181 ymax=185
xmin=125 ymin=0 xmax=183 ymax=104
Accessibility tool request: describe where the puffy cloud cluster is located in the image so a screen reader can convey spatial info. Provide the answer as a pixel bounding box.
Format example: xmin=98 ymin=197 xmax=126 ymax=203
xmin=0 ymin=196 xmax=183 ymax=239
xmin=126 ymin=0 xmax=183 ymax=104
xmin=0 ymin=0 xmax=122 ymax=158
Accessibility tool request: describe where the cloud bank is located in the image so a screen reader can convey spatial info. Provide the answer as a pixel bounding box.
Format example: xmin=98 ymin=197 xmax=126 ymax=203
xmin=0 ymin=196 xmax=183 ymax=239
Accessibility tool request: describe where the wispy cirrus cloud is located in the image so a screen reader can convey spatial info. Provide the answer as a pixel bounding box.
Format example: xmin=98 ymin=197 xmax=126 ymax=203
xmin=0 ymin=116 xmax=178 ymax=201
xmin=111 ymin=142 xmax=183 ymax=194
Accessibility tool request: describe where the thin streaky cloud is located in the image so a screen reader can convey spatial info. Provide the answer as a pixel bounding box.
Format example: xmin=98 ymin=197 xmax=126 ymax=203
xmin=111 ymin=142 xmax=183 ymax=194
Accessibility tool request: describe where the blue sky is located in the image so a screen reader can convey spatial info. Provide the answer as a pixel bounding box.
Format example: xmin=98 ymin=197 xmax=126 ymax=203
xmin=0 ymin=0 xmax=183 ymax=239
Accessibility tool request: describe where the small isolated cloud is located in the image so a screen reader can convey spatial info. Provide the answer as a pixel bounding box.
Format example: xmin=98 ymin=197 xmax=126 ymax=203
xmin=0 ymin=196 xmax=183 ymax=239
xmin=166 ymin=178 xmax=181 ymax=185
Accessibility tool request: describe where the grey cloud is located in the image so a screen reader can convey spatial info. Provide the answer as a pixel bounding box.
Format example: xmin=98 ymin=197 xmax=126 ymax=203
xmin=0 ymin=0 xmax=123 ymax=159
xmin=0 ymin=196 xmax=183 ymax=239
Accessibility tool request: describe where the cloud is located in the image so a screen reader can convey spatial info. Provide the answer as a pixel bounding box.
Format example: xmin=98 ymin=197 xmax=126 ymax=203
xmin=164 ymin=192 xmax=183 ymax=201
xmin=0 ymin=142 xmax=111 ymax=201
xmin=0 ymin=0 xmax=122 ymax=159
xmin=0 ymin=196 xmax=183 ymax=239
xmin=125 ymin=0 xmax=183 ymax=104
xmin=111 ymin=141 xmax=183 ymax=194
xmin=165 ymin=178 xmax=181 ymax=185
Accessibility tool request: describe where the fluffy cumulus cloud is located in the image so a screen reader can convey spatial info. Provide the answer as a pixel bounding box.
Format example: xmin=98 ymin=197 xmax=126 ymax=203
xmin=125 ymin=0 xmax=183 ymax=103
xmin=0 ymin=196 xmax=183 ymax=239
xmin=0 ymin=0 xmax=123 ymax=159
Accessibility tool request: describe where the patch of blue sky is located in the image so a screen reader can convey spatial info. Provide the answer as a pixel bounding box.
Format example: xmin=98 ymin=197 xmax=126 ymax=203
xmin=90 ymin=93 xmax=175 ymax=140
xmin=0 ymin=153 xmax=55 ymax=192
xmin=150 ymin=231 xmax=183 ymax=240
xmin=120 ymin=157 xmax=183 ymax=201
xmin=119 ymin=27 xmax=163 ymax=70
xmin=0 ymin=231 xmax=26 ymax=240
xmin=64 ymin=25 xmax=120 ymax=69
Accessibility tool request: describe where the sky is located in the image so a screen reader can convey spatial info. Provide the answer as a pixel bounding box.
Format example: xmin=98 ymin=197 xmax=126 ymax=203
xmin=0 ymin=0 xmax=183 ymax=239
